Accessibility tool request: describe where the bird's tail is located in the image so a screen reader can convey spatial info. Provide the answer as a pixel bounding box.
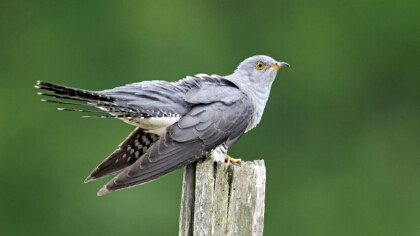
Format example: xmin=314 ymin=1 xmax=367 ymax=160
xmin=35 ymin=81 xmax=139 ymax=116
xmin=35 ymin=83 xmax=160 ymax=181
xmin=84 ymin=127 xmax=159 ymax=182
xmin=35 ymin=81 xmax=114 ymax=102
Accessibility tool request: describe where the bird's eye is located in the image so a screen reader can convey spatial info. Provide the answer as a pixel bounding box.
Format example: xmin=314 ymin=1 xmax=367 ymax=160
xmin=256 ymin=62 xmax=265 ymax=70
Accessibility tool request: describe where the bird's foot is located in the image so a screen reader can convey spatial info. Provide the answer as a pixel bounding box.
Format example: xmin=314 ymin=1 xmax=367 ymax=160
xmin=225 ymin=155 xmax=242 ymax=165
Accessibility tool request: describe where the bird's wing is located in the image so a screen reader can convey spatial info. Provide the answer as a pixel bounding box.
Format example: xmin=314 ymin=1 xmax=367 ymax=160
xmin=84 ymin=127 xmax=159 ymax=182
xmin=98 ymin=84 xmax=253 ymax=195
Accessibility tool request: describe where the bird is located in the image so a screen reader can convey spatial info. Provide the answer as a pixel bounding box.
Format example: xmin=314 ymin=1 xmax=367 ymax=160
xmin=35 ymin=55 xmax=289 ymax=196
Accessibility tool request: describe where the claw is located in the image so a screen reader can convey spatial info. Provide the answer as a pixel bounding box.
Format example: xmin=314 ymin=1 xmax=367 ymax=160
xmin=225 ymin=155 xmax=242 ymax=165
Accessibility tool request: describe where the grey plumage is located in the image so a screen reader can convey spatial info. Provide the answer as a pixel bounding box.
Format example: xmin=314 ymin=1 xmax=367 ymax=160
xmin=98 ymin=86 xmax=252 ymax=195
xmin=36 ymin=55 xmax=289 ymax=196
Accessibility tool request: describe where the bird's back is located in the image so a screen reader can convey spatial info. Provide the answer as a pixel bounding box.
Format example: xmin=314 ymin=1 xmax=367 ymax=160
xmin=99 ymin=75 xmax=239 ymax=134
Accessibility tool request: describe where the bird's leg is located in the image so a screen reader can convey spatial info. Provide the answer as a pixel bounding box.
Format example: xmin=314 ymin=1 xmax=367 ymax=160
xmin=225 ymin=155 xmax=242 ymax=165
xmin=211 ymin=143 xmax=243 ymax=164
xmin=211 ymin=143 xmax=240 ymax=163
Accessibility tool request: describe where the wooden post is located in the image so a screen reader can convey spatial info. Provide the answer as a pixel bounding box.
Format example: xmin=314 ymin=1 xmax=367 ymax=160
xmin=179 ymin=158 xmax=266 ymax=236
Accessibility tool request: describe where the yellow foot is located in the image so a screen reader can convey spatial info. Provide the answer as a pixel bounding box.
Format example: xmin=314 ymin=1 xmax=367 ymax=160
xmin=225 ymin=155 xmax=242 ymax=165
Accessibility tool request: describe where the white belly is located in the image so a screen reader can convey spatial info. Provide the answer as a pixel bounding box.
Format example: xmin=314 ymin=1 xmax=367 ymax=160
xmin=121 ymin=116 xmax=180 ymax=136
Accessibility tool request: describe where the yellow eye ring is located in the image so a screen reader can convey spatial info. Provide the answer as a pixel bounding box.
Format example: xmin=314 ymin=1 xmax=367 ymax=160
xmin=256 ymin=62 xmax=265 ymax=70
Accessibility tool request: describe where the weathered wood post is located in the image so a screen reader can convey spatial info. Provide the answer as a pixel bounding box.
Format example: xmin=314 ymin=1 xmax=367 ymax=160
xmin=179 ymin=158 xmax=266 ymax=236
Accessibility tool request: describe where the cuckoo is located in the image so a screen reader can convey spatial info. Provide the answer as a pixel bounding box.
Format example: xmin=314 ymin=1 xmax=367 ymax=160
xmin=35 ymin=55 xmax=289 ymax=196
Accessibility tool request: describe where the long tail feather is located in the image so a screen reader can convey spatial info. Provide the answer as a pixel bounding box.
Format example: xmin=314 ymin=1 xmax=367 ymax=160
xmin=36 ymin=81 xmax=114 ymax=102
xmin=38 ymin=92 xmax=92 ymax=102
xmin=40 ymin=99 xmax=112 ymax=108
xmin=81 ymin=115 xmax=144 ymax=118
xmin=37 ymin=93 xmax=124 ymax=109
xmin=35 ymin=82 xmax=151 ymax=118
xmin=57 ymin=108 xmax=137 ymax=114
xmin=37 ymin=92 xmax=117 ymax=105
xmin=39 ymin=99 xmax=138 ymax=114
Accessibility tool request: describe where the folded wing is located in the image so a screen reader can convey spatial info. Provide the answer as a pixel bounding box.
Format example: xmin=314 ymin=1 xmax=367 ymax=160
xmin=98 ymin=83 xmax=253 ymax=195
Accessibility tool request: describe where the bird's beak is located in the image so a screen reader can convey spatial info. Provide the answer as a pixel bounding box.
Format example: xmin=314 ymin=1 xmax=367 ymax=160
xmin=267 ymin=62 xmax=290 ymax=70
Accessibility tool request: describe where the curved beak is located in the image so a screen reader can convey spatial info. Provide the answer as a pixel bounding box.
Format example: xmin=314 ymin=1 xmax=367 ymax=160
xmin=267 ymin=62 xmax=290 ymax=70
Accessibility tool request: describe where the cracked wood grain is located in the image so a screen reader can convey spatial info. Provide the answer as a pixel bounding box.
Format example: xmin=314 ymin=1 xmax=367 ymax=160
xmin=179 ymin=158 xmax=266 ymax=236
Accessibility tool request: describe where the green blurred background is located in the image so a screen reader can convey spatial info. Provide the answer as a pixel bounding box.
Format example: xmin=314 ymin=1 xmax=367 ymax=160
xmin=1 ymin=0 xmax=419 ymax=235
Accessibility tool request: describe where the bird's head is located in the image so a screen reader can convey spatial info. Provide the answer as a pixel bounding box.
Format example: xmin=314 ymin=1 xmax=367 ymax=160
xmin=233 ymin=55 xmax=289 ymax=85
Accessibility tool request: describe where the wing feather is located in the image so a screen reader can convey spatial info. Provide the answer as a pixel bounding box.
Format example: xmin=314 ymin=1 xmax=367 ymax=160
xmin=84 ymin=127 xmax=159 ymax=182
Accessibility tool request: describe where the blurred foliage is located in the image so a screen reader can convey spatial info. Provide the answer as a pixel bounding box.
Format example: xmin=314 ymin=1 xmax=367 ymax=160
xmin=1 ymin=0 xmax=419 ymax=235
